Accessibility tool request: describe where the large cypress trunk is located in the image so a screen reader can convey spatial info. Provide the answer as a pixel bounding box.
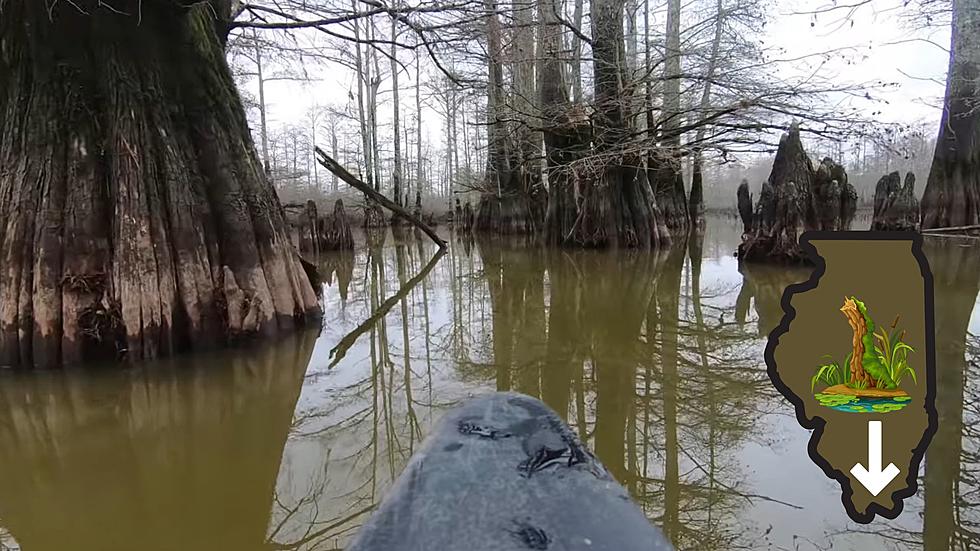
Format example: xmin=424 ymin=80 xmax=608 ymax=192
xmin=920 ymin=0 xmax=980 ymax=229
xmin=473 ymin=0 xmax=543 ymax=235
xmin=539 ymin=0 xmax=589 ymax=245
xmin=546 ymin=0 xmax=669 ymax=249
xmin=0 ymin=1 xmax=321 ymax=368
xmin=474 ymin=0 xmax=544 ymax=235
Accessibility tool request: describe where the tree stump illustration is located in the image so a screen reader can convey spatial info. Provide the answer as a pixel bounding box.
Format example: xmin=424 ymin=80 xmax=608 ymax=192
xmin=840 ymin=297 xmax=873 ymax=390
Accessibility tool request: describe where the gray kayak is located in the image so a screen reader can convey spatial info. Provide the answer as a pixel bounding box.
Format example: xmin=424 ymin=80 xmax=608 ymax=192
xmin=347 ymin=392 xmax=674 ymax=551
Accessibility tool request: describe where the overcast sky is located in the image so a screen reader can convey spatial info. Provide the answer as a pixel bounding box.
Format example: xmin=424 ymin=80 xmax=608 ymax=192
xmin=769 ymin=0 xmax=949 ymax=125
xmin=246 ymin=0 xmax=951 ymax=154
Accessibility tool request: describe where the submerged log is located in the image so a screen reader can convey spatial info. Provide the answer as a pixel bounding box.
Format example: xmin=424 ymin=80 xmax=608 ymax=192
xmin=823 ymin=384 xmax=909 ymax=398
xmin=320 ymin=199 xmax=355 ymax=251
xmin=737 ymin=125 xmax=856 ymax=263
xmin=346 ymin=392 xmax=674 ymax=551
xmin=872 ymin=172 xmax=920 ymax=231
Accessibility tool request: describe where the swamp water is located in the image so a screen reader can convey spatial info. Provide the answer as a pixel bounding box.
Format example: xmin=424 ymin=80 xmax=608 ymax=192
xmin=0 ymin=216 xmax=978 ymax=551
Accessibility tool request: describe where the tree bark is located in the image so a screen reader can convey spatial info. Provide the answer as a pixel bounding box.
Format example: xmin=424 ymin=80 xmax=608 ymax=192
xmin=321 ymin=199 xmax=355 ymax=251
xmin=920 ymin=0 xmax=980 ymax=229
xmin=571 ymin=0 xmax=585 ymax=104
xmin=351 ymin=3 xmax=385 ymax=228
xmin=872 ymin=171 xmax=920 ymax=231
xmin=390 ymin=16 xmax=404 ymax=220
xmin=540 ymin=0 xmax=590 ymax=245
xmin=476 ymin=0 xmax=513 ymax=230
xmin=655 ymin=0 xmax=689 ymax=230
xmin=474 ymin=0 xmax=543 ymax=235
xmin=547 ymin=0 xmax=669 ymax=249
xmin=737 ymin=125 xmax=855 ymax=263
xmin=737 ymin=179 xmax=753 ymax=234
xmin=0 ymin=1 xmax=321 ymax=368
xmin=689 ymin=0 xmax=725 ymax=225
xmin=252 ymin=29 xmax=270 ymax=174
xmin=415 ymin=49 xmax=425 ymax=194
xmin=922 ymin=236 xmax=979 ymax=551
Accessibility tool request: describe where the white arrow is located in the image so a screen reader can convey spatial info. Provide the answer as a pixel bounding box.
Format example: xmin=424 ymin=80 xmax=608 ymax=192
xmin=850 ymin=421 xmax=901 ymax=496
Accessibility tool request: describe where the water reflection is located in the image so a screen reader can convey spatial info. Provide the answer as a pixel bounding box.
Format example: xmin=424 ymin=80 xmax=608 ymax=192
xmin=1 ymin=219 xmax=979 ymax=551
xmin=0 ymin=330 xmax=315 ymax=550
xmin=286 ymin=223 xmax=808 ymax=550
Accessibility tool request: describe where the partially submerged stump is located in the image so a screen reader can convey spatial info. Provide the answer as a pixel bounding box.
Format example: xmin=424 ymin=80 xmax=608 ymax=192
xmin=453 ymin=198 xmax=463 ymax=227
xmin=320 ymin=199 xmax=355 ymax=251
xmin=872 ymin=172 xmax=920 ymax=231
xmin=737 ymin=179 xmax=753 ymax=234
xmin=363 ymin=198 xmax=387 ymax=228
xmin=737 ymin=125 xmax=857 ymax=263
xmin=461 ymin=201 xmax=476 ymax=230
xmin=283 ymin=201 xmax=320 ymax=256
xmin=812 ymin=157 xmax=856 ymax=231
xmin=412 ymin=191 xmax=423 ymax=221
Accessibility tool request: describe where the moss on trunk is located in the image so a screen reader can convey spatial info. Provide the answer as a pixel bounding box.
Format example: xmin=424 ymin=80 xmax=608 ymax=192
xmin=0 ymin=1 xmax=321 ymax=368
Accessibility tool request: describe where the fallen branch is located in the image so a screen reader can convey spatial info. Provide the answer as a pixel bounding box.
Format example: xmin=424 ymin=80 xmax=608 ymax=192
xmin=314 ymin=147 xmax=447 ymax=250
xmin=328 ymin=246 xmax=446 ymax=368
xmin=921 ymin=224 xmax=980 ymax=234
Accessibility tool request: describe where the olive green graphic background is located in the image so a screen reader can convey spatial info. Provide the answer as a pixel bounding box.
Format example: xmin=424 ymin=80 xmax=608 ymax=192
xmin=774 ymin=238 xmax=928 ymax=516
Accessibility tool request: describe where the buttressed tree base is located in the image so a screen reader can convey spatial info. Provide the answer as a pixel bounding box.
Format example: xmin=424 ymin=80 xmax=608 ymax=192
xmin=0 ymin=1 xmax=321 ymax=368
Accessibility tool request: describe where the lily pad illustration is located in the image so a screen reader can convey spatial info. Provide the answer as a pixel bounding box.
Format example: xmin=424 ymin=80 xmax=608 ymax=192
xmin=810 ymin=297 xmax=916 ymax=414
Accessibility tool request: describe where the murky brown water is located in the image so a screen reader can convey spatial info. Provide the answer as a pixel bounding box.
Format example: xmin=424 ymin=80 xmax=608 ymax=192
xmin=0 ymin=215 xmax=978 ymax=551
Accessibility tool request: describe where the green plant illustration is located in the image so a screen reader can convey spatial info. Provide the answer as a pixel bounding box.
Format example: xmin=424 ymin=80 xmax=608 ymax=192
xmin=810 ymin=297 xmax=916 ymax=413
xmin=810 ymin=353 xmax=851 ymax=392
